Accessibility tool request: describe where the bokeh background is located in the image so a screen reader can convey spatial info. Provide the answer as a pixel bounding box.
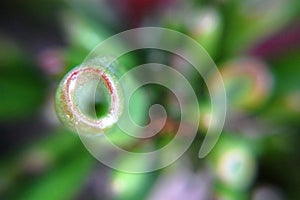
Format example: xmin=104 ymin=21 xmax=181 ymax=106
xmin=1 ymin=0 xmax=300 ymax=199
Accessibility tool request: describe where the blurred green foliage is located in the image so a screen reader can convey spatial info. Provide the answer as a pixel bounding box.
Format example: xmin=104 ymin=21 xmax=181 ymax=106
xmin=0 ymin=38 xmax=46 ymax=120
xmin=0 ymin=0 xmax=300 ymax=199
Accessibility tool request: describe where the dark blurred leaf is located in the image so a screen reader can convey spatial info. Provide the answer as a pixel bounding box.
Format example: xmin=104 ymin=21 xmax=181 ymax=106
xmin=0 ymin=37 xmax=46 ymax=121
